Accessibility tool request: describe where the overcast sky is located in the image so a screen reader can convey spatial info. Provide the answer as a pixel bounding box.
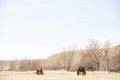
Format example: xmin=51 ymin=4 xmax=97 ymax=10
xmin=0 ymin=0 xmax=120 ymax=60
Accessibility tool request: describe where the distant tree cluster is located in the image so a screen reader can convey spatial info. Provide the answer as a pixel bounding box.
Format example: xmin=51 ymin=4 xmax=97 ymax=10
xmin=8 ymin=59 xmax=42 ymax=71
xmin=80 ymin=39 xmax=120 ymax=72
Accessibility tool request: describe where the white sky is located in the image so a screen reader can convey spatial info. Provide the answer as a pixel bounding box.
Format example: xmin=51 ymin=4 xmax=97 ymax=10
xmin=0 ymin=0 xmax=120 ymax=60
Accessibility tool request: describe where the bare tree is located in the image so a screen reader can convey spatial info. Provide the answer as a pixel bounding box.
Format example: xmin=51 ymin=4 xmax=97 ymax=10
xmin=59 ymin=46 xmax=76 ymax=71
xmin=102 ymin=40 xmax=111 ymax=70
xmin=19 ymin=58 xmax=31 ymax=71
xmin=30 ymin=59 xmax=42 ymax=70
xmin=110 ymin=47 xmax=120 ymax=72
xmin=82 ymin=39 xmax=103 ymax=71
xmin=19 ymin=58 xmax=43 ymax=71
xmin=9 ymin=60 xmax=17 ymax=71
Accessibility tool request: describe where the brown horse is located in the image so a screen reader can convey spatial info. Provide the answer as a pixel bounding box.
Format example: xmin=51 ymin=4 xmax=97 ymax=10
xmin=77 ymin=66 xmax=86 ymax=76
xmin=36 ymin=68 xmax=44 ymax=75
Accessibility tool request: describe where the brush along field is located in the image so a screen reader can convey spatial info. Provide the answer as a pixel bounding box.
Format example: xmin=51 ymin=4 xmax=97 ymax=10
xmin=0 ymin=70 xmax=120 ymax=80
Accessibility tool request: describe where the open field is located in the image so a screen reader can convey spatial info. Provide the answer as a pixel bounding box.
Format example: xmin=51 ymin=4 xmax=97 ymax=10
xmin=0 ymin=70 xmax=120 ymax=80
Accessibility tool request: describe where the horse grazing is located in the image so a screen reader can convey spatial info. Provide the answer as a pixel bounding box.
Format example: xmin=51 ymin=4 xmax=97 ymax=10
xmin=109 ymin=69 xmax=117 ymax=73
xmin=36 ymin=68 xmax=44 ymax=75
xmin=77 ymin=66 xmax=86 ymax=76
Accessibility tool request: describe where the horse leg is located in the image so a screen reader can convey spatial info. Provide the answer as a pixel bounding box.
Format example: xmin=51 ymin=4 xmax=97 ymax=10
xmin=77 ymin=70 xmax=79 ymax=75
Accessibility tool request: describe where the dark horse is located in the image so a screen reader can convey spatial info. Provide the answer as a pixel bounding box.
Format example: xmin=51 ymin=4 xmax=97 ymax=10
xmin=36 ymin=68 xmax=44 ymax=75
xmin=77 ymin=66 xmax=86 ymax=76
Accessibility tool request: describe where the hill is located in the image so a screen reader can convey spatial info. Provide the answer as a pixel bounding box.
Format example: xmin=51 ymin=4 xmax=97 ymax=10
xmin=0 ymin=44 xmax=120 ymax=71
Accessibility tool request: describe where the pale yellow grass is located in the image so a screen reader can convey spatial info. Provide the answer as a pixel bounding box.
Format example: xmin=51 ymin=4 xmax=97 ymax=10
xmin=0 ymin=71 xmax=120 ymax=80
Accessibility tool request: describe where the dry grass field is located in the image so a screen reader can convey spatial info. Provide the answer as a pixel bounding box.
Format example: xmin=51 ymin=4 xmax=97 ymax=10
xmin=0 ymin=70 xmax=120 ymax=80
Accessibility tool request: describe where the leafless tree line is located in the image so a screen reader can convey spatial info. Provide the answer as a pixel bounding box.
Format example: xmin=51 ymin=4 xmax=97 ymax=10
xmin=9 ymin=59 xmax=42 ymax=71
xmin=8 ymin=39 xmax=120 ymax=72
xmin=80 ymin=39 xmax=120 ymax=72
